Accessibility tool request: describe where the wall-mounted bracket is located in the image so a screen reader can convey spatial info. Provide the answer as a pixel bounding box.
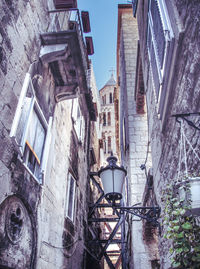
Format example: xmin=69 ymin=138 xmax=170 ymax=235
xmin=172 ymin=112 xmax=200 ymax=131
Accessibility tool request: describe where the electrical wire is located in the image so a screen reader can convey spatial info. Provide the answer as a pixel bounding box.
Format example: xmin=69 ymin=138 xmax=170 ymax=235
xmin=42 ymin=237 xmax=81 ymax=259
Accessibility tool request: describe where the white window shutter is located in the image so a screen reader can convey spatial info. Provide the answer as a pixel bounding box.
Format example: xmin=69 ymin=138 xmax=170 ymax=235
xmin=10 ymin=73 xmax=31 ymax=138
xmin=80 ymin=116 xmax=85 ymax=142
xmin=10 ymin=73 xmax=32 ymax=155
xmin=40 ymin=116 xmax=53 ymax=183
xmin=72 ymin=98 xmax=78 ymax=122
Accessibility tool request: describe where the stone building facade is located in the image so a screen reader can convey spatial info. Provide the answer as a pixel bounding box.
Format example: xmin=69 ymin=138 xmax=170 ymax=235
xmin=136 ymin=0 xmax=200 ymax=268
xmin=116 ymin=4 xmax=154 ymax=268
xmin=115 ymin=0 xmax=200 ymax=268
xmin=0 ymin=1 xmax=102 ymax=268
xmin=99 ymin=75 xmax=117 ymax=163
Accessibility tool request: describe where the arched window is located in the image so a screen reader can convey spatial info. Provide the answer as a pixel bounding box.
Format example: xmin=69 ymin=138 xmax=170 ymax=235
xmin=109 ymin=93 xmax=112 ymax=103
xmin=104 ymin=139 xmax=106 ymax=154
xmin=108 ymin=136 xmax=111 ymax=153
xmin=103 ymin=112 xmax=106 ymax=126
xmin=108 ymin=112 xmax=111 ymax=126
xmin=104 ymin=95 xmax=106 ymax=105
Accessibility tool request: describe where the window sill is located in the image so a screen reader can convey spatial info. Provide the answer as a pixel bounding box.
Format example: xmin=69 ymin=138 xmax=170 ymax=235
xmin=65 ymin=216 xmax=75 ymax=225
xmin=19 ymin=157 xmax=43 ymax=185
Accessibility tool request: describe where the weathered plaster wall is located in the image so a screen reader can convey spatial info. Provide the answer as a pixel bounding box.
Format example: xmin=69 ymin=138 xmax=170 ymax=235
xmin=137 ymin=0 xmax=200 ymax=268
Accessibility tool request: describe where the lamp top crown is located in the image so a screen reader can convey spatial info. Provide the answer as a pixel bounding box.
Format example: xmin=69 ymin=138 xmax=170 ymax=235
xmin=107 ymin=156 xmax=118 ymax=168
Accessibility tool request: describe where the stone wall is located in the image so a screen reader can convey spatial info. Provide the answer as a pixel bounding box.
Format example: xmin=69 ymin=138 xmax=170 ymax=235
xmin=0 ymin=0 xmax=101 ymax=268
xmin=0 ymin=2 xmax=55 ymax=266
xmin=117 ymin=5 xmax=153 ymax=269
xmin=137 ymin=0 xmax=200 ymax=268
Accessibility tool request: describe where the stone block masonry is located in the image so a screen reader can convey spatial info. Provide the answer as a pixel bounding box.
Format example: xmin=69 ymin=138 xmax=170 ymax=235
xmin=137 ymin=0 xmax=200 ymax=268
xmin=0 ymin=1 xmax=101 ymax=268
xmin=118 ymin=6 xmax=153 ymax=269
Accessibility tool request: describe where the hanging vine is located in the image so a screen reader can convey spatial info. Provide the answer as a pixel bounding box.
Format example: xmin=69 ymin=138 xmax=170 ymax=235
xmin=162 ymin=181 xmax=200 ymax=268
xmin=162 ymin=118 xmax=200 ymax=268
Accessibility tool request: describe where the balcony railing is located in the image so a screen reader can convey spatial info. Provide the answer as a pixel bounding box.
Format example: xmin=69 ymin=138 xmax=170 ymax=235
xmin=47 ymin=9 xmax=88 ymax=73
xmin=39 ymin=8 xmax=96 ymax=120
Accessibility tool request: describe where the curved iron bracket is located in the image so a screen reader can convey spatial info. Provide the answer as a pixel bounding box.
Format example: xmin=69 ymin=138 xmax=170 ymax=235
xmin=172 ymin=112 xmax=200 ymax=131
xmin=116 ymin=206 xmax=160 ymax=227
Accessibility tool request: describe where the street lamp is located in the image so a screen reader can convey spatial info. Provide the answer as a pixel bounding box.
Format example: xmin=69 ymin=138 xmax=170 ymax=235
xmin=89 ymin=155 xmax=161 ymax=269
xmin=98 ymin=155 xmax=127 ymax=202
xmin=93 ymin=155 xmax=160 ymax=225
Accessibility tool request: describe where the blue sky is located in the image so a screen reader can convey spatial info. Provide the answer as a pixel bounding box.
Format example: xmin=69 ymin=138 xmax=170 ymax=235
xmin=78 ymin=0 xmax=131 ymax=90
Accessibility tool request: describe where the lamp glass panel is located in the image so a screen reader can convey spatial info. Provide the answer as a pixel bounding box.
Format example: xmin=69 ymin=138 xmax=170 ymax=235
xmin=99 ymin=169 xmax=113 ymax=195
xmin=100 ymin=168 xmax=126 ymax=196
xmin=113 ymin=169 xmax=126 ymax=194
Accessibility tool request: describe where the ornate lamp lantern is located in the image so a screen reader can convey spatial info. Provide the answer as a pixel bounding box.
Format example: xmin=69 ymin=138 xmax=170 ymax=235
xmin=98 ymin=156 xmax=127 ymax=202
xmin=88 ymin=155 xmax=161 ymax=269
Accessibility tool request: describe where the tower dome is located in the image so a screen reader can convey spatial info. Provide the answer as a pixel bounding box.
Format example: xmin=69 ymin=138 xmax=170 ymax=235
xmin=104 ymin=73 xmax=116 ymax=87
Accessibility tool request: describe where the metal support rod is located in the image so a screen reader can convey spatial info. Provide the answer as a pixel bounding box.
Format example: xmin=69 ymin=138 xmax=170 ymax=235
xmin=115 ymin=254 xmax=122 ymax=269
xmin=103 ymin=252 xmax=115 ymax=269
xmin=90 ymin=173 xmax=104 ymax=193
xmin=99 ymin=215 xmax=124 ymax=259
xmin=88 ymin=218 xmax=120 ymax=222
xmin=89 ymin=239 xmax=125 ymax=244
xmin=89 ymin=203 xmax=121 ymax=208
xmin=121 ymin=211 xmax=127 ymax=269
xmin=88 ymin=193 xmax=105 ymax=218
xmin=172 ymin=112 xmax=200 ymax=131
xmin=120 ymin=207 xmax=160 ymax=226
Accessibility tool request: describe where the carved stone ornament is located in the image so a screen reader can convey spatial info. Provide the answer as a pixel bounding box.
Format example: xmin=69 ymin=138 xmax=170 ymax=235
xmin=0 ymin=197 xmax=35 ymax=268
xmin=5 ymin=202 xmax=24 ymax=243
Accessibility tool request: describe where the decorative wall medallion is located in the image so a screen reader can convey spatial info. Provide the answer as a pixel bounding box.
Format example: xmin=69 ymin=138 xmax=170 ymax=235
xmin=0 ymin=196 xmax=35 ymax=268
xmin=5 ymin=202 xmax=24 ymax=243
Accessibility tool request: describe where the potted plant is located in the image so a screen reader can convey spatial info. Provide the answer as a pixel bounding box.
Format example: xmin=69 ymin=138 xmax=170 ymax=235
xmin=162 ymin=181 xmax=200 ymax=268
xmin=175 ymin=176 xmax=200 ymax=216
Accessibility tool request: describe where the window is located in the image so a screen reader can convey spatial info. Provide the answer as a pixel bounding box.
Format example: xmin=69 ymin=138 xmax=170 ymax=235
xmin=65 ymin=173 xmax=76 ymax=221
xmin=103 ymin=112 xmax=106 ymax=126
xmin=72 ymin=98 xmax=85 ymax=143
xmin=102 ymin=95 xmax=106 ymax=105
xmin=10 ymin=73 xmax=52 ymax=183
xmin=123 ymin=118 xmax=127 ymax=154
xmin=109 ymin=93 xmax=112 ymax=103
xmin=108 ymin=112 xmax=111 ymax=126
xmin=108 ymin=136 xmax=111 ymax=153
xmin=103 ymin=136 xmax=106 ymax=154
xmin=147 ymin=0 xmax=173 ymax=101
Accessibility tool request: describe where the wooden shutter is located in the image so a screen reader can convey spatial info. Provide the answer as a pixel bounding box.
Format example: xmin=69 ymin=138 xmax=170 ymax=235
xmin=81 ymin=11 xmax=91 ymax=33
xmin=54 ymin=0 xmax=77 ymax=9
xmin=85 ymin=37 xmax=94 ymax=55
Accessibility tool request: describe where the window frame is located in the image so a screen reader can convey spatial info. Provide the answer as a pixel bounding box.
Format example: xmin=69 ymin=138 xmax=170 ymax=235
xmin=108 ymin=136 xmax=112 ymax=154
xmin=10 ymin=73 xmax=52 ymax=183
xmin=65 ymin=172 xmax=77 ymax=222
xmin=72 ymin=98 xmax=85 ymax=143
xmin=147 ymin=0 xmax=174 ymax=103
xmin=109 ymin=92 xmax=112 ymax=104
xmin=107 ymin=112 xmax=111 ymax=126
xmin=103 ymin=112 xmax=106 ymax=126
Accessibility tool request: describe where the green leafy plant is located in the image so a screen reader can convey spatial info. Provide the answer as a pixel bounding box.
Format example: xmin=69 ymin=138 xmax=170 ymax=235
xmin=162 ymin=180 xmax=200 ymax=269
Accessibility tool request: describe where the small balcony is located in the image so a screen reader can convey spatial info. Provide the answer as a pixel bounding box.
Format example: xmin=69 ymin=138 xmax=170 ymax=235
xmin=40 ymin=9 xmax=94 ymax=103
